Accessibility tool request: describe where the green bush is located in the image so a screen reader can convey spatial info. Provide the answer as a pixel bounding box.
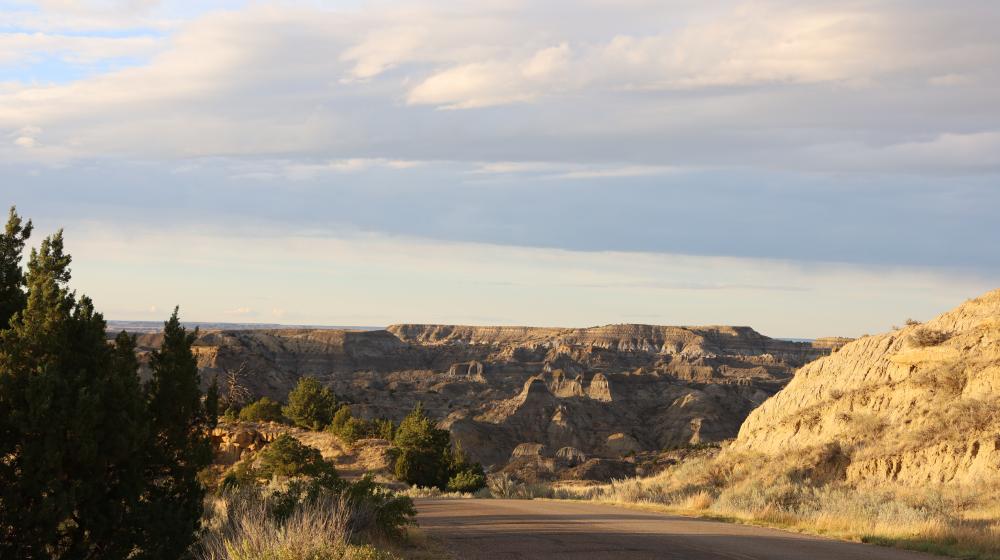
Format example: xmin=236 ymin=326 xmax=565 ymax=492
xmin=254 ymin=434 xmax=341 ymax=488
xmin=198 ymin=481 xmax=411 ymax=560
xmin=394 ymin=447 xmax=449 ymax=489
xmin=328 ymin=406 xmax=397 ymax=445
xmin=238 ymin=396 xmax=284 ymax=422
xmin=373 ymin=418 xmax=396 ymax=441
xmin=447 ymin=468 xmax=487 ymax=493
xmin=284 ymin=376 xmax=338 ymax=429
xmin=206 ymin=438 xmax=415 ymax=559
xmin=344 ymin=475 xmax=417 ymax=538
xmin=222 ymin=405 xmax=239 ymax=421
xmin=391 ymin=404 xmax=486 ymax=491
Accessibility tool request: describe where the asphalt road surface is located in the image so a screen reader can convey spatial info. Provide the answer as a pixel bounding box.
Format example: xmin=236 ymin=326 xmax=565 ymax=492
xmin=415 ymin=499 xmax=938 ymax=560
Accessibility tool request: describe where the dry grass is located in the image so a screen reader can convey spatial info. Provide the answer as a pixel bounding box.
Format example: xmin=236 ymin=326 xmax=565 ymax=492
xmin=908 ymin=328 xmax=951 ymax=348
xmin=550 ymin=446 xmax=1000 ymax=559
xmin=400 ymin=486 xmax=480 ymax=499
xmin=198 ymin=489 xmax=402 ymax=560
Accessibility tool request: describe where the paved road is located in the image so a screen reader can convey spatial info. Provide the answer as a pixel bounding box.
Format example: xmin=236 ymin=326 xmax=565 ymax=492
xmin=415 ymin=499 xmax=938 ymax=560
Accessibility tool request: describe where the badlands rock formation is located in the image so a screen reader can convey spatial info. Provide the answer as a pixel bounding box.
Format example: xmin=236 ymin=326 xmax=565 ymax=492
xmin=736 ymin=289 xmax=1000 ymax=485
xmin=132 ymin=323 xmax=842 ymax=476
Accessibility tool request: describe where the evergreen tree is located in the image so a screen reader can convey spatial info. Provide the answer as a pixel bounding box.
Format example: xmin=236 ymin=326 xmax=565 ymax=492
xmin=0 ymin=230 xmax=149 ymax=558
xmin=0 ymin=206 xmax=32 ymax=330
xmin=392 ymin=403 xmax=452 ymax=489
xmin=205 ymin=376 xmax=220 ymax=429
xmin=283 ymin=375 xmax=338 ymax=429
xmin=136 ymin=309 xmax=213 ymax=559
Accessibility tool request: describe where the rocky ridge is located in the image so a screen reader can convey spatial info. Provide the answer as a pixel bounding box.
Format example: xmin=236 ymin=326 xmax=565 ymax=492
xmin=130 ymin=323 xmax=843 ymax=478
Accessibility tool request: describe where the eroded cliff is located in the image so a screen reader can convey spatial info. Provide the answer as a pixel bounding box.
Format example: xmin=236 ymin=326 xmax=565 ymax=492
xmin=132 ymin=323 xmax=842 ymax=475
xmin=736 ymin=289 xmax=1000 ymax=485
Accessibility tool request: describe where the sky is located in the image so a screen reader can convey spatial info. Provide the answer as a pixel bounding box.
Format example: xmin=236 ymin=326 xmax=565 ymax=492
xmin=1 ymin=0 xmax=998 ymax=338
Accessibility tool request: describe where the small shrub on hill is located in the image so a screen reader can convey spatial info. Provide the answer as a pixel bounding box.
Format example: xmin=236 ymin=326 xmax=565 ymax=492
xmin=212 ymin=436 xmax=416 ymax=558
xmin=327 ymin=405 xmax=397 ymax=444
xmin=255 ymin=434 xmax=341 ymax=486
xmin=908 ymin=327 xmax=950 ymax=347
xmin=238 ymin=396 xmax=284 ymax=423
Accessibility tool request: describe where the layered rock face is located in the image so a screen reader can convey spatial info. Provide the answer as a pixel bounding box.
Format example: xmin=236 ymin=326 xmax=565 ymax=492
xmin=736 ymin=289 xmax=1000 ymax=485
xmin=133 ymin=323 xmax=839 ymax=474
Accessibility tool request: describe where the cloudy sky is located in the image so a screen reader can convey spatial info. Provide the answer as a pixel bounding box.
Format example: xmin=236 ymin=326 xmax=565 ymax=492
xmin=2 ymin=0 xmax=998 ymax=337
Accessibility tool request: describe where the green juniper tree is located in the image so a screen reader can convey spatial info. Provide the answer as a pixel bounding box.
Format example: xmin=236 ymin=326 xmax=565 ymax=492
xmin=205 ymin=375 xmax=220 ymax=429
xmin=392 ymin=403 xmax=485 ymax=492
xmin=283 ymin=375 xmax=338 ymax=429
xmin=136 ymin=309 xmax=213 ymax=559
xmin=0 ymin=209 xmax=214 ymax=558
xmin=393 ymin=403 xmax=453 ymax=489
xmin=0 ymin=207 xmax=31 ymax=330
xmin=0 ymin=227 xmax=150 ymax=558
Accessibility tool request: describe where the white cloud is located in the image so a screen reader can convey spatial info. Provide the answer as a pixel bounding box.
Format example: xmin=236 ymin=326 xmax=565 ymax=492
xmin=226 ymin=306 xmax=254 ymax=316
xmin=236 ymin=158 xmax=428 ymax=181
xmin=468 ymin=160 xmax=682 ymax=179
xmin=0 ymin=0 xmax=997 ymax=173
xmin=0 ymin=32 xmax=162 ymax=66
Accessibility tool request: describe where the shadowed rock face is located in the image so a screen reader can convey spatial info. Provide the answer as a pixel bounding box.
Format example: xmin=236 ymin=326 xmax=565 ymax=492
xmin=132 ymin=323 xmax=842 ymax=471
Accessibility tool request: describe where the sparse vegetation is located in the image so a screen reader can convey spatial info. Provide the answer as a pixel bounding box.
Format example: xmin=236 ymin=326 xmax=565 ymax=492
xmin=908 ymin=327 xmax=950 ymax=347
xmin=210 ymin=433 xmax=415 ymax=559
xmin=198 ymin=484 xmax=406 ymax=560
xmin=550 ymin=444 xmax=1000 ymax=559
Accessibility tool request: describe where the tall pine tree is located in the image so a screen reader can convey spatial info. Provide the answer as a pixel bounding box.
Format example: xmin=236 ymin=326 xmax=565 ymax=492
xmin=0 ymin=207 xmax=32 ymax=329
xmin=0 ymin=211 xmax=213 ymax=558
xmin=0 ymin=230 xmax=149 ymax=558
xmin=136 ymin=309 xmax=212 ymax=559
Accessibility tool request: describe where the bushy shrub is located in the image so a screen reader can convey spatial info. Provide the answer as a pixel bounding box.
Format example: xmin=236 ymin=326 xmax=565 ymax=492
xmin=908 ymin=327 xmax=950 ymax=347
xmin=343 ymin=475 xmax=417 ymax=538
xmin=198 ymin=483 xmax=408 ymax=560
xmin=254 ymin=434 xmax=341 ymax=487
xmin=210 ymin=437 xmax=416 ymax=557
xmin=447 ymin=468 xmax=486 ymax=493
xmin=223 ymin=406 xmax=239 ymax=421
xmin=238 ymin=397 xmax=284 ymax=423
xmin=329 ymin=405 xmax=362 ymax=443
xmin=394 ymin=404 xmax=450 ymax=451
xmin=394 ymin=447 xmax=450 ymax=490
xmin=373 ymin=418 xmax=396 ymax=441
xmin=484 ymin=473 xmax=552 ymax=499
xmin=284 ymin=376 xmax=338 ymax=430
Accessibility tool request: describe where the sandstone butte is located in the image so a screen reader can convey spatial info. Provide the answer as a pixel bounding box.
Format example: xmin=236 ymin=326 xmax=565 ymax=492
xmin=129 ymin=323 xmax=849 ymax=478
xmin=735 ymin=288 xmax=1000 ymax=485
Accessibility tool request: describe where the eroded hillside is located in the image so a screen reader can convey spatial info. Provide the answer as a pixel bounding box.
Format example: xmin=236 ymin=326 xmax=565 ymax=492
xmin=736 ymin=289 xmax=1000 ymax=485
xmin=132 ymin=323 xmax=843 ymax=474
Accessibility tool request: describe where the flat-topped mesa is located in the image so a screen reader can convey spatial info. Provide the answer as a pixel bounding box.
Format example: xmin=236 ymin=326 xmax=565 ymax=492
xmin=387 ymin=323 xmax=836 ymax=358
xmin=386 ymin=324 xmax=568 ymax=346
